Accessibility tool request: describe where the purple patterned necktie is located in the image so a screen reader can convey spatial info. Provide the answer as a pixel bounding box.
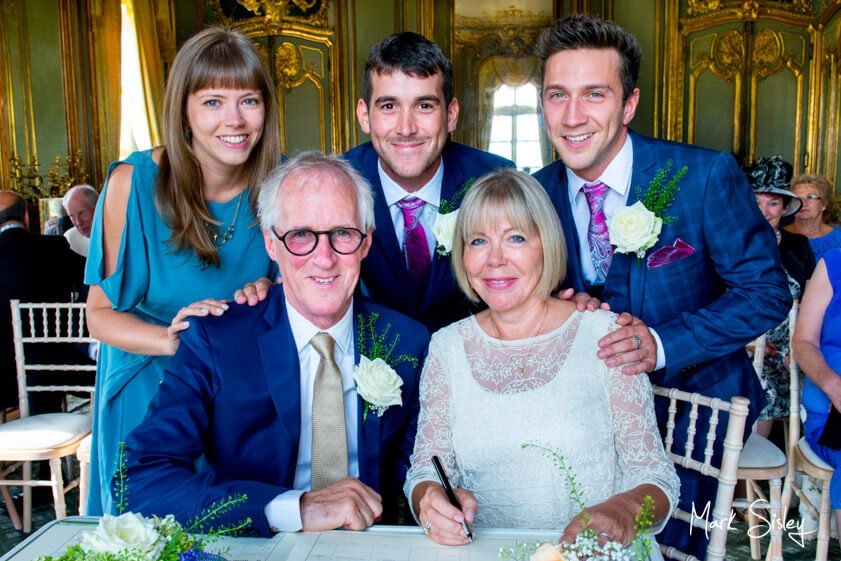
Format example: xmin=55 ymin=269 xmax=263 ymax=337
xmin=582 ymin=181 xmax=613 ymax=283
xmin=397 ymin=197 xmax=431 ymax=286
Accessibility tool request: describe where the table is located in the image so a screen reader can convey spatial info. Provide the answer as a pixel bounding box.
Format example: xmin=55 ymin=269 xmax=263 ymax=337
xmin=1 ymin=518 xmax=556 ymax=561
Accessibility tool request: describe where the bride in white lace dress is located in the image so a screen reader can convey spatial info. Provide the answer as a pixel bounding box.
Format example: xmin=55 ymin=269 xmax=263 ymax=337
xmin=404 ymin=169 xmax=679 ymax=549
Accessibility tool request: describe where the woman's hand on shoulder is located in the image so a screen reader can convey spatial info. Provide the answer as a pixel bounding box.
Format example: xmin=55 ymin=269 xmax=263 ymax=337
xmin=166 ymin=298 xmax=229 ymax=355
xmin=413 ymin=481 xmax=476 ymax=546
xmin=234 ymin=276 xmax=276 ymax=306
xmin=555 ymin=288 xmax=610 ymax=312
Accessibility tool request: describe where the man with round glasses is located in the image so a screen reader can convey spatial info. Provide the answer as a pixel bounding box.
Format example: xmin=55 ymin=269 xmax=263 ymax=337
xmin=121 ymin=152 xmax=429 ymax=536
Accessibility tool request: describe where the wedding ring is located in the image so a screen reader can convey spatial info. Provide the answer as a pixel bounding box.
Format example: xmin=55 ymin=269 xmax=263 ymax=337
xmin=597 ymin=532 xmax=611 ymax=540
xmin=424 ymin=520 xmax=432 ymax=534
xmin=631 ymin=335 xmax=642 ymax=350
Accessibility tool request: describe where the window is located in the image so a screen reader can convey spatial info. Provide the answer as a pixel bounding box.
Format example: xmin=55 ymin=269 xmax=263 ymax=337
xmin=487 ymin=83 xmax=543 ymax=172
xmin=118 ymin=1 xmax=152 ymax=159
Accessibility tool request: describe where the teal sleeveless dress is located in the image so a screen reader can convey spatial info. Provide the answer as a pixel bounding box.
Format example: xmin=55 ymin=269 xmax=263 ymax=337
xmin=84 ymin=150 xmax=275 ymax=515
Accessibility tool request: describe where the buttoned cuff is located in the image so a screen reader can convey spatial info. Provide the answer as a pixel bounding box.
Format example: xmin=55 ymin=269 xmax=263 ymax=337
xmin=264 ymin=490 xmax=305 ymax=532
xmin=649 ymin=328 xmax=666 ymax=371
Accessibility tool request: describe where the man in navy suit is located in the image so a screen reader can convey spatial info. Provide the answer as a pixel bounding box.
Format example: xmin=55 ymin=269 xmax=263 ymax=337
xmin=344 ymin=32 xmax=514 ymax=332
xmin=531 ymin=15 xmax=790 ymax=556
xmin=123 ymin=153 xmax=429 ymax=536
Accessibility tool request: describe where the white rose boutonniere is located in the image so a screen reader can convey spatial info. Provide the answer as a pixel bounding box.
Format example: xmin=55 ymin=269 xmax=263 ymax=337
xmin=355 ymin=312 xmax=419 ymax=422
xmin=607 ymin=159 xmax=688 ymax=261
xmin=353 ymin=356 xmax=403 ymax=417
xmin=432 ymin=209 xmax=459 ymax=256
xmin=80 ymin=512 xmax=164 ymax=556
xmin=607 ymin=202 xmax=662 ymax=259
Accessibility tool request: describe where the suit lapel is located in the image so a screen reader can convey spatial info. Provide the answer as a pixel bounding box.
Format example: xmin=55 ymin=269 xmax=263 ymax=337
xmin=423 ymin=154 xmax=460 ymax=311
xmin=623 ymin=132 xmax=657 ymax=317
xmin=257 ymin=291 xmax=302 ymax=450
xmin=544 ymin=165 xmax=586 ymax=292
xmin=353 ymin=301 xmax=382 ymax=489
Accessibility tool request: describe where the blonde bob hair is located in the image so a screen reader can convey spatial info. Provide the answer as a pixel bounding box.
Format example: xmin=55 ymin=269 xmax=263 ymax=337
xmin=452 ymin=169 xmax=567 ymax=303
xmin=157 ymin=27 xmax=281 ymax=267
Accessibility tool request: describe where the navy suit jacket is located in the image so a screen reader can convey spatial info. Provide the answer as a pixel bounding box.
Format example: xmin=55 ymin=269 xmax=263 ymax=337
xmin=344 ymin=141 xmax=514 ymax=332
xmin=534 ymin=131 xmax=790 ymax=410
xmin=123 ymin=286 xmax=429 ymax=536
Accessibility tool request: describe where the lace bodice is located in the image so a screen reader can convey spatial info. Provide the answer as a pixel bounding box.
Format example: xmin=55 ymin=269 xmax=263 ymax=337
xmin=404 ymin=309 xmax=679 ymax=531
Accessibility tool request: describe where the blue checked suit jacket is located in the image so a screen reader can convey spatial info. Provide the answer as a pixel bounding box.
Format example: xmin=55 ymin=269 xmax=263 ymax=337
xmin=121 ymin=286 xmax=429 ymax=536
xmin=344 ymin=141 xmax=514 ymax=332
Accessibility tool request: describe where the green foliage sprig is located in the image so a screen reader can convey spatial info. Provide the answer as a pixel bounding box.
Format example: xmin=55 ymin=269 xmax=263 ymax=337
xmin=113 ymin=441 xmax=129 ymax=515
xmin=357 ymin=312 xmax=418 ymax=369
xmin=439 ymin=177 xmax=476 ymax=214
xmin=637 ymin=159 xmax=688 ymax=225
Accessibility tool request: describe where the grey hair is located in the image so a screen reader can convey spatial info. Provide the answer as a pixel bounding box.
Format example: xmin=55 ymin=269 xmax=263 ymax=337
xmin=257 ymin=152 xmax=375 ymax=232
xmin=62 ymin=184 xmax=99 ymax=211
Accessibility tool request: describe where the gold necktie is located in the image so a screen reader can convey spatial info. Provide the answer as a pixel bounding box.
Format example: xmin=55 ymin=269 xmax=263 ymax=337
xmin=309 ymin=332 xmax=348 ymax=490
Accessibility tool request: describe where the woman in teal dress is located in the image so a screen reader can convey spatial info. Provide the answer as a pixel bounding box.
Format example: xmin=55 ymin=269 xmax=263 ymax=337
xmin=85 ymin=27 xmax=280 ymax=515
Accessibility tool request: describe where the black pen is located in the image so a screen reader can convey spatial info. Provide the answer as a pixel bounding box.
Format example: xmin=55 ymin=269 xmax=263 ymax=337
xmin=431 ymin=455 xmax=473 ymax=542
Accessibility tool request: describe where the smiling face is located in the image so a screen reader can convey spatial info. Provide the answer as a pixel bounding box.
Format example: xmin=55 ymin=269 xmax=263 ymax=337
xmin=463 ymin=213 xmax=544 ymax=315
xmin=186 ymin=87 xmax=265 ymax=180
xmin=263 ymin=169 xmax=372 ymax=329
xmin=356 ymin=70 xmax=459 ymax=192
xmin=755 ymin=193 xmax=786 ymax=231
xmin=541 ymin=48 xmax=639 ymax=182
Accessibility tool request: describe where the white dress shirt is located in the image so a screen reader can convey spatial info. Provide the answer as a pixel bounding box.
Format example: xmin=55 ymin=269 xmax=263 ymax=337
xmin=264 ymin=301 xmax=359 ymax=532
xmin=565 ymin=135 xmax=666 ymax=370
xmin=379 ymin=159 xmax=444 ymax=259
xmin=64 ymin=227 xmax=90 ymax=257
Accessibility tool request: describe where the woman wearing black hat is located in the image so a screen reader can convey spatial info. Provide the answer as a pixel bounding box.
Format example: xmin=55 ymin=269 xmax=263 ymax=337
xmin=746 ymin=156 xmax=816 ymax=438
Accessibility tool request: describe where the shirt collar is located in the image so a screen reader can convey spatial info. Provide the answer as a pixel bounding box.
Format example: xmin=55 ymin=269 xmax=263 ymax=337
xmin=379 ymin=158 xmax=444 ymax=208
xmin=0 ymin=222 xmax=25 ymax=235
xmin=566 ymin=134 xmax=634 ymax=197
xmin=285 ymin=298 xmax=355 ymax=356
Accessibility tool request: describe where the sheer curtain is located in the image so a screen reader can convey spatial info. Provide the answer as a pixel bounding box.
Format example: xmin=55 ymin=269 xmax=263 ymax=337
xmin=477 ymin=56 xmax=545 ymax=159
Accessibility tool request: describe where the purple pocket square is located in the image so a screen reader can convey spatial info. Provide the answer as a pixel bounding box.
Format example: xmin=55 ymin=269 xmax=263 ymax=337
xmin=646 ymin=238 xmax=696 ymax=269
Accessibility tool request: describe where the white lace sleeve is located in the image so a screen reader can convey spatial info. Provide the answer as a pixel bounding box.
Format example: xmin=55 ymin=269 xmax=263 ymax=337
xmin=609 ymin=362 xmax=681 ymax=532
xmin=403 ymin=328 xmax=459 ymax=511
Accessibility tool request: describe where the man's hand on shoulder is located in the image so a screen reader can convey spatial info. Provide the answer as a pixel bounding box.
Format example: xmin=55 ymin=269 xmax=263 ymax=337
xmin=300 ymin=478 xmax=383 ymax=532
xmin=233 ymin=277 xmax=276 ymax=306
xmin=556 ymin=288 xmax=611 ymax=312
xmin=597 ymin=312 xmax=657 ymax=375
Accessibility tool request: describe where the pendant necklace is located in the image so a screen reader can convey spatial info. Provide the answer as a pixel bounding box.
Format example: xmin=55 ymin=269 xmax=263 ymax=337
xmin=207 ymin=188 xmax=246 ymax=247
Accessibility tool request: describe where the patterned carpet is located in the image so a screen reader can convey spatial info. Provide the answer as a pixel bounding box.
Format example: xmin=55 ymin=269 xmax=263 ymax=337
xmin=2 ymin=486 xmax=840 ymax=560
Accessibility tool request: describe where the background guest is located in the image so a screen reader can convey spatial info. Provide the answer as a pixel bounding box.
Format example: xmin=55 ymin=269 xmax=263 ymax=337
xmin=84 ymin=27 xmax=280 ymax=516
xmin=786 ymin=173 xmax=841 ymax=261
xmin=792 ymin=248 xmax=841 ymax=547
xmin=406 ymin=169 xmax=678 ymax=548
xmin=61 ymin=184 xmax=99 ymax=257
xmin=746 ymin=156 xmax=816 ymax=438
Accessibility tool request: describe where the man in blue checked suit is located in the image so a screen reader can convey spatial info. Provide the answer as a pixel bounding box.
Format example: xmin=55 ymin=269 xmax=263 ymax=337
xmin=122 ymin=153 xmax=429 ymax=536
xmin=345 ymin=32 xmax=514 ymax=332
xmin=532 ymin=15 xmax=790 ymax=557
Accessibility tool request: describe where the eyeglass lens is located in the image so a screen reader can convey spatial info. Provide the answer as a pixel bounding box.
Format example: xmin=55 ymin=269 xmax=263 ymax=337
xmin=278 ymin=228 xmax=365 ymax=255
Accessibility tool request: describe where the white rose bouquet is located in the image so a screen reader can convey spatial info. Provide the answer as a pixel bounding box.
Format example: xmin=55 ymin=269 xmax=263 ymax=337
xmin=39 ymin=444 xmax=250 ymax=561
xmin=607 ymin=160 xmax=687 ymax=260
xmin=354 ymin=312 xmax=419 ymax=421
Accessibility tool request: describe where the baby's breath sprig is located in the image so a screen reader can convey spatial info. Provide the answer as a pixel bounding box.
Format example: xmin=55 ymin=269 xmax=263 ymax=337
xmin=187 ymin=494 xmax=252 ymax=536
xmin=522 ymin=442 xmax=587 ymax=513
xmin=112 ymin=441 xmax=129 ymax=515
xmin=632 ymin=494 xmax=656 ymax=561
xmin=638 ymin=159 xmax=687 ymax=225
xmin=357 ymin=312 xmax=418 ymax=369
xmin=439 ymin=178 xmax=476 ymax=214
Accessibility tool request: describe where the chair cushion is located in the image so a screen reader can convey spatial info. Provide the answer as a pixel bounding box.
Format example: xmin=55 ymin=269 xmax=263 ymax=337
xmin=739 ymin=433 xmax=786 ymax=469
xmin=0 ymin=413 xmax=90 ymax=450
xmin=799 ymin=437 xmax=835 ymax=471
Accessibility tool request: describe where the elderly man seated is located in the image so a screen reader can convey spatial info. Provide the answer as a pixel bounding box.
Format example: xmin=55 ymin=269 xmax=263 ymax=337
xmin=61 ymin=184 xmax=98 ymax=257
xmin=122 ymin=152 xmax=429 ymax=535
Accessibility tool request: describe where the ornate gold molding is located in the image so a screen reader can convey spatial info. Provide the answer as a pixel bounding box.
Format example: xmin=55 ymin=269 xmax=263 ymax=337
xmin=212 ymin=0 xmax=329 ymax=27
xmin=455 ymin=7 xmax=551 ymax=57
xmin=688 ymin=1 xmax=812 ymax=18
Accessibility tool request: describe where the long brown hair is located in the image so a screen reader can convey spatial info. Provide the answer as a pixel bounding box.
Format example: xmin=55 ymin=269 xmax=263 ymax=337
xmin=156 ymin=27 xmax=280 ymax=267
